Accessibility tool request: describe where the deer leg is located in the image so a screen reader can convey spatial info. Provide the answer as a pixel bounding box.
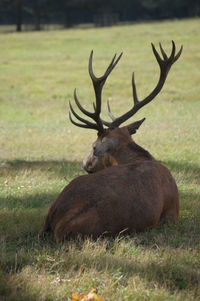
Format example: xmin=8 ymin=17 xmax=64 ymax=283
xmin=159 ymin=199 xmax=179 ymax=224
xmin=54 ymin=206 xmax=100 ymax=242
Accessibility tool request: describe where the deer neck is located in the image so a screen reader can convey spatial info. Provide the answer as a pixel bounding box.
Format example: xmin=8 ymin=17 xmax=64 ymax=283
xmin=114 ymin=141 xmax=154 ymax=165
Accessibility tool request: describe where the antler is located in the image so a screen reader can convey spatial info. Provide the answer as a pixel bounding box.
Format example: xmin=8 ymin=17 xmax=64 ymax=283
xmin=104 ymin=41 xmax=183 ymax=128
xmin=69 ymin=51 xmax=123 ymax=134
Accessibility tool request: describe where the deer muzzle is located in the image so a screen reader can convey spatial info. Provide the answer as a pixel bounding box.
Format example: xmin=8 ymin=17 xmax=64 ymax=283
xmin=82 ymin=151 xmax=99 ymax=173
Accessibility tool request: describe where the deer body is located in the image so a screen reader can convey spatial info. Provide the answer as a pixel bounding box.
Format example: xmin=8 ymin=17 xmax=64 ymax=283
xmin=40 ymin=42 xmax=182 ymax=241
xmin=42 ymin=138 xmax=179 ymax=241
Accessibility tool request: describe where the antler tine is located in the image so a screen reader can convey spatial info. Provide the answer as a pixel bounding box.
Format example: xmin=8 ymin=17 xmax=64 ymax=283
xmin=153 ymin=40 xmax=181 ymax=70
xmin=174 ymin=44 xmax=183 ymax=63
xmin=89 ymin=51 xmax=123 ymax=114
xmin=104 ymin=52 xmax=123 ymax=78
xmin=107 ymin=100 xmax=116 ymax=121
xmin=69 ymin=112 xmax=98 ymax=130
xmin=100 ymin=100 xmax=116 ymax=127
xmin=108 ymin=41 xmax=183 ymax=129
xmin=69 ymin=101 xmax=98 ymax=129
xmin=151 ymin=42 xmax=163 ymax=65
xmin=74 ymin=89 xmax=94 ymax=119
xmin=132 ymin=72 xmax=139 ymax=105
xmin=88 ymin=50 xmax=97 ymax=81
xmin=159 ymin=42 xmax=168 ymax=60
xmin=89 ymin=51 xmax=123 ymax=82
xmin=104 ymin=54 xmax=117 ymax=77
xmin=100 ymin=100 xmax=117 ymax=127
xmin=169 ymin=40 xmax=176 ymax=61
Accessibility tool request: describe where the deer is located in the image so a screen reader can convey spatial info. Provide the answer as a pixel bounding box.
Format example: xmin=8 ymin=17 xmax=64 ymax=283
xmin=40 ymin=41 xmax=183 ymax=242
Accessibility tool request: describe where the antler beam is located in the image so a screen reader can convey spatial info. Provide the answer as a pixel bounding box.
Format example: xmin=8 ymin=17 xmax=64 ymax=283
xmin=104 ymin=41 xmax=183 ymax=129
xmin=69 ymin=51 xmax=123 ymax=133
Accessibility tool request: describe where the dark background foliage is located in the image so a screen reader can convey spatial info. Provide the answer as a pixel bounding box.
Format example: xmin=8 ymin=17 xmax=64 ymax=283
xmin=0 ymin=0 xmax=200 ymax=31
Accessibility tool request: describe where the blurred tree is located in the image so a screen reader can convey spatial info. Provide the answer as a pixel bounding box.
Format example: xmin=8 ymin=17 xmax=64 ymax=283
xmin=16 ymin=0 xmax=22 ymax=31
xmin=32 ymin=0 xmax=40 ymax=30
xmin=0 ymin=0 xmax=199 ymax=31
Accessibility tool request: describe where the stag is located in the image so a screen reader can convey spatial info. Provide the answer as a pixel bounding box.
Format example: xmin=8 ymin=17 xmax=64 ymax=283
xmin=40 ymin=41 xmax=182 ymax=241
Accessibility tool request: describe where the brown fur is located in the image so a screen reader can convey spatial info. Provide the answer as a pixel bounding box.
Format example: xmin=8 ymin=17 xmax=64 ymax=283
xmin=40 ymin=126 xmax=179 ymax=241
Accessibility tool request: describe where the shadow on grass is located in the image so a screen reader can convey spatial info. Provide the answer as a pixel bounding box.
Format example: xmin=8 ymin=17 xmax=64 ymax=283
xmin=164 ymin=159 xmax=200 ymax=182
xmin=0 ymin=191 xmax=60 ymax=209
xmin=164 ymin=159 xmax=200 ymax=172
xmin=1 ymin=234 xmax=199 ymax=300
xmin=1 ymin=159 xmax=200 ymax=299
xmin=1 ymin=158 xmax=199 ymax=182
xmin=65 ymin=245 xmax=200 ymax=292
xmin=0 ymin=159 xmax=84 ymax=209
xmin=0 ymin=159 xmax=82 ymax=178
xmin=0 ymin=271 xmax=55 ymax=301
xmin=1 ymin=213 xmax=199 ymax=299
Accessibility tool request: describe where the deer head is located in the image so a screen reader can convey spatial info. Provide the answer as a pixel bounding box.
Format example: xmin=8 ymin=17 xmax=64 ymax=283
xmin=69 ymin=41 xmax=183 ymax=173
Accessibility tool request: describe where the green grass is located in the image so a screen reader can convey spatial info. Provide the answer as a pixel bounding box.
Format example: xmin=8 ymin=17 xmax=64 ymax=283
xmin=0 ymin=18 xmax=200 ymax=300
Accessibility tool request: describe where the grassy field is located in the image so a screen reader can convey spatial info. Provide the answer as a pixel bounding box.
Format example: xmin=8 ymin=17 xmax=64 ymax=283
xmin=0 ymin=18 xmax=200 ymax=300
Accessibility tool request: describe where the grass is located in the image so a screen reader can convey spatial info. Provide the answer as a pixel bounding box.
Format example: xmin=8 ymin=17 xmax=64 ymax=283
xmin=0 ymin=18 xmax=200 ymax=300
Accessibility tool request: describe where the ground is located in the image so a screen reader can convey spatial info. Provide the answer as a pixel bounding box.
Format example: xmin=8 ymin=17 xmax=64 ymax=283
xmin=0 ymin=18 xmax=200 ymax=300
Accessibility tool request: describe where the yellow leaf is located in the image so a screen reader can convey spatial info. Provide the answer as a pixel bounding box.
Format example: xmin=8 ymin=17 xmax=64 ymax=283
xmin=72 ymin=293 xmax=87 ymax=301
xmin=72 ymin=293 xmax=81 ymax=300
xmin=87 ymin=291 xmax=97 ymax=300
xmin=72 ymin=289 xmax=104 ymax=301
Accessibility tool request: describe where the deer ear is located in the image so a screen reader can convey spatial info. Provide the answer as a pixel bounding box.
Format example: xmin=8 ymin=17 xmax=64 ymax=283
xmin=127 ymin=118 xmax=145 ymax=135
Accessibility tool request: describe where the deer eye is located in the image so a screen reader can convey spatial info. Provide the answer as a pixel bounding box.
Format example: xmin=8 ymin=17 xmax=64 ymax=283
xmin=92 ymin=143 xmax=96 ymax=150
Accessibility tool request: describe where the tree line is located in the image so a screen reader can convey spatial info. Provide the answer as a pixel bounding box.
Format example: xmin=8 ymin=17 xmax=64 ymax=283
xmin=0 ymin=0 xmax=200 ymax=31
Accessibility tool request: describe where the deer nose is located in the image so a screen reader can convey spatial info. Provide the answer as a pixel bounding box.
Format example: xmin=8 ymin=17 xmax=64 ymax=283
xmin=83 ymin=158 xmax=93 ymax=173
xmin=83 ymin=161 xmax=93 ymax=173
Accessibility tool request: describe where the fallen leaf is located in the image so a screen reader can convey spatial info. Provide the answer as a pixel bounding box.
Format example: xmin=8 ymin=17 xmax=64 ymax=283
xmin=71 ymin=289 xmax=104 ymax=301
